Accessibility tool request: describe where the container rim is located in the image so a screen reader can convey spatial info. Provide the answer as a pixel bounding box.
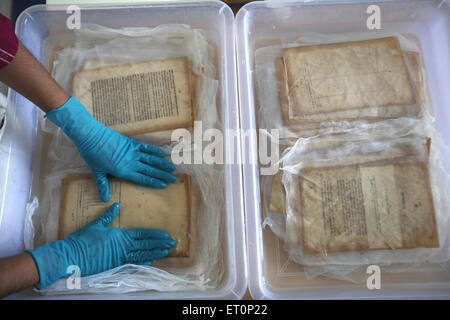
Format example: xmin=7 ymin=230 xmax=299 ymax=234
xmin=236 ymin=0 xmax=450 ymax=300
xmin=10 ymin=0 xmax=247 ymax=300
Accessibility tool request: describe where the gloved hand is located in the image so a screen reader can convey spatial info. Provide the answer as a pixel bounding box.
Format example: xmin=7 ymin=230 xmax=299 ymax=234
xmin=27 ymin=203 xmax=175 ymax=289
xmin=46 ymin=96 xmax=176 ymax=202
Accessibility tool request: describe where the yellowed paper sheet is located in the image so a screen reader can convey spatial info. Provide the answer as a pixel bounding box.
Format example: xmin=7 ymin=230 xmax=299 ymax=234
xmin=276 ymin=50 xmax=422 ymax=125
xmin=269 ymin=173 xmax=285 ymax=214
xmin=59 ymin=174 xmax=197 ymax=261
xmin=77 ymin=58 xmax=200 ymax=144
xmin=296 ymin=162 xmax=438 ymax=254
xmin=275 ymin=57 xmax=415 ymax=124
xmin=72 ymin=57 xmax=194 ymax=135
xmin=282 ymin=37 xmax=415 ymax=117
xmin=268 ymin=138 xmax=427 ymax=216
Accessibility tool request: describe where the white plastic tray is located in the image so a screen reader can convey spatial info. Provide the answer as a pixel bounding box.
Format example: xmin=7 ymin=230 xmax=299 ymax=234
xmin=1 ymin=0 xmax=246 ymax=300
xmin=236 ymin=0 xmax=450 ymax=299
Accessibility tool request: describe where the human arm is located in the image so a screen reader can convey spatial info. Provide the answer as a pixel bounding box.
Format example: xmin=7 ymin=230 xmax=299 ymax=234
xmin=0 ymin=41 xmax=70 ymax=113
xmin=0 ymin=253 xmax=39 ymax=298
xmin=0 ymin=13 xmax=68 ymax=112
xmin=0 ymin=203 xmax=174 ymax=297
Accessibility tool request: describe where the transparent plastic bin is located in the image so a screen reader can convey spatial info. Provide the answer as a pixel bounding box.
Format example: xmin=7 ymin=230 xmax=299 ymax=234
xmin=1 ymin=1 xmax=246 ymax=299
xmin=236 ymin=0 xmax=450 ymax=299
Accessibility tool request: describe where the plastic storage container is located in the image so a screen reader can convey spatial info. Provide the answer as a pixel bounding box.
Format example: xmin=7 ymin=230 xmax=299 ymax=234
xmin=0 ymin=1 xmax=246 ymax=299
xmin=236 ymin=0 xmax=450 ymax=299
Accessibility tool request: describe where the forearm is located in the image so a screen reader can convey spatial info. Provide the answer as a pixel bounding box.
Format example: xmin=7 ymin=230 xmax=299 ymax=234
xmin=0 ymin=41 xmax=69 ymax=113
xmin=0 ymin=252 xmax=39 ymax=298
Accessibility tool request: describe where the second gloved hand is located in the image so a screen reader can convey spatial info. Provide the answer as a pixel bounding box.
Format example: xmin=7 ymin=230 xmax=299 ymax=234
xmin=46 ymin=96 xmax=176 ymax=202
xmin=27 ymin=203 xmax=175 ymax=289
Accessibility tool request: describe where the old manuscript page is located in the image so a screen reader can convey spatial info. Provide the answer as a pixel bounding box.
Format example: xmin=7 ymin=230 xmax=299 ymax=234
xmin=296 ymin=162 xmax=438 ymax=254
xmin=275 ymin=51 xmax=422 ymax=124
xmin=282 ymin=37 xmax=415 ymax=117
xmin=72 ymin=57 xmax=194 ymax=135
xmin=58 ymin=174 xmax=197 ymax=260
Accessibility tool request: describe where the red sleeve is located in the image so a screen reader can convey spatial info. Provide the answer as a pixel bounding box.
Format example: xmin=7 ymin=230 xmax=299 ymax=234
xmin=0 ymin=13 xmax=19 ymax=70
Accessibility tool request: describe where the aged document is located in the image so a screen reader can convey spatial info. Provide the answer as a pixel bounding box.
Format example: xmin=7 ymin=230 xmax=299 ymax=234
xmin=295 ymin=162 xmax=438 ymax=254
xmin=269 ymin=173 xmax=285 ymax=214
xmin=72 ymin=57 xmax=194 ymax=135
xmin=282 ymin=37 xmax=415 ymax=117
xmin=59 ymin=174 xmax=197 ymax=261
xmin=275 ymin=52 xmax=422 ymax=125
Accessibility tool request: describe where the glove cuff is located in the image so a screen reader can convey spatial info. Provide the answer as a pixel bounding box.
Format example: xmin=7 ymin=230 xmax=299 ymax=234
xmin=45 ymin=96 xmax=86 ymax=131
xmin=44 ymin=96 xmax=104 ymax=150
xmin=26 ymin=241 xmax=72 ymax=290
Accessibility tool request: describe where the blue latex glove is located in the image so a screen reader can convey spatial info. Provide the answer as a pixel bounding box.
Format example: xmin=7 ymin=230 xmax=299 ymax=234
xmin=27 ymin=203 xmax=175 ymax=289
xmin=46 ymin=96 xmax=177 ymax=202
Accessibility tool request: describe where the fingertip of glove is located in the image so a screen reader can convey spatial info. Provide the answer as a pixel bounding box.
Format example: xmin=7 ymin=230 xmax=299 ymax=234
xmin=100 ymin=192 xmax=110 ymax=203
xmin=168 ymin=239 xmax=176 ymax=247
xmin=167 ymin=174 xmax=177 ymax=183
xmin=96 ymin=181 xmax=110 ymax=202
xmin=158 ymin=231 xmax=171 ymax=239
xmin=166 ymin=162 xmax=176 ymax=172
xmin=150 ymin=249 xmax=170 ymax=260
xmin=94 ymin=173 xmax=110 ymax=202
xmin=153 ymin=181 xmax=166 ymax=188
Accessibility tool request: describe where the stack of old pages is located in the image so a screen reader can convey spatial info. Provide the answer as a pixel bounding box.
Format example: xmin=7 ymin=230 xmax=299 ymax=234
xmin=59 ymin=174 xmax=198 ymax=268
xmin=32 ymin=24 xmax=223 ymax=293
xmin=261 ymin=36 xmax=449 ymax=278
xmin=276 ymin=37 xmax=421 ymax=126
